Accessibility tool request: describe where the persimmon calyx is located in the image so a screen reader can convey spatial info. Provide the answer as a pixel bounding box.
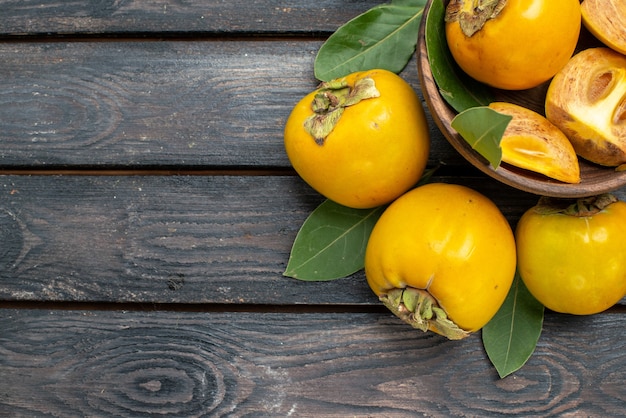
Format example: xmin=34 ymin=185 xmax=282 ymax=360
xmin=303 ymin=77 xmax=380 ymax=145
xmin=535 ymin=193 xmax=618 ymax=217
xmin=379 ymin=287 xmax=470 ymax=340
xmin=445 ymin=0 xmax=508 ymax=37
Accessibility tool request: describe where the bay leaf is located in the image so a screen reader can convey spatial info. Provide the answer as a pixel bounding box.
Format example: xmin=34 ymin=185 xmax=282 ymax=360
xmin=424 ymin=0 xmax=492 ymax=112
xmin=284 ymin=168 xmax=437 ymax=281
xmin=482 ymin=272 xmax=545 ymax=378
xmin=451 ymin=106 xmax=511 ymax=168
xmin=314 ymin=0 xmax=426 ymax=81
xmin=283 ymin=200 xmax=385 ymax=281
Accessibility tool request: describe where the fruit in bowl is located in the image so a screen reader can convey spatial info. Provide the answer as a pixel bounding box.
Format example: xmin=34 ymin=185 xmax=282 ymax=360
xmin=545 ymin=47 xmax=626 ymax=168
xmin=581 ymin=0 xmax=626 ymax=55
xmin=444 ymin=0 xmax=581 ymax=91
xmin=417 ymin=0 xmax=626 ymax=197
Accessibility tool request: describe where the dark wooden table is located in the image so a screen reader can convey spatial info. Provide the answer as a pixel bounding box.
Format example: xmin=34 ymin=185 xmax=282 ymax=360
xmin=1 ymin=2 xmax=626 ymax=416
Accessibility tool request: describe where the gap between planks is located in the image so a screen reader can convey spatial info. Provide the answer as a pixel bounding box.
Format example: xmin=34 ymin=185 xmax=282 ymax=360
xmin=0 ymin=165 xmax=475 ymax=178
xmin=0 ymin=33 xmax=330 ymax=43
xmin=0 ymin=300 xmax=390 ymax=314
xmin=0 ymin=168 xmax=296 ymax=176
xmin=1 ymin=300 xmax=625 ymax=315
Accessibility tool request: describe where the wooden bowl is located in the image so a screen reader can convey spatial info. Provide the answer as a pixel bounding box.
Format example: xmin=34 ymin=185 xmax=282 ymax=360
xmin=417 ymin=0 xmax=626 ymax=197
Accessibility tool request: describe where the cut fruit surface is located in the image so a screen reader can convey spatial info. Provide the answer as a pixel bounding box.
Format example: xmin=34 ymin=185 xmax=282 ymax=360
xmin=582 ymin=0 xmax=626 ymax=55
xmin=489 ymin=102 xmax=580 ymax=183
xmin=545 ymin=47 xmax=626 ymax=167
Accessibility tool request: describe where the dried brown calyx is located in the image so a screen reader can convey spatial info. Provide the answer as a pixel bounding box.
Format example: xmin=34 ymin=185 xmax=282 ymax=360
xmin=445 ymin=0 xmax=508 ymax=37
xmin=303 ymin=77 xmax=379 ymax=145
xmin=534 ymin=193 xmax=619 ymax=217
xmin=379 ymin=287 xmax=470 ymax=340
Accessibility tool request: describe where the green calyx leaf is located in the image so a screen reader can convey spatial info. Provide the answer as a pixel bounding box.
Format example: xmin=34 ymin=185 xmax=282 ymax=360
xmin=314 ymin=0 xmax=427 ymax=81
xmin=283 ymin=200 xmax=385 ymax=281
xmin=425 ymin=0 xmax=493 ymax=112
xmin=482 ymin=271 xmax=545 ymax=378
xmin=534 ymin=194 xmax=619 ymax=217
xmin=451 ymin=106 xmax=511 ymax=168
xmin=283 ymin=168 xmax=437 ymax=282
xmin=304 ymin=77 xmax=380 ymax=145
xmin=380 ymin=288 xmax=470 ymax=340
xmin=426 ymin=1 xmax=508 ymax=172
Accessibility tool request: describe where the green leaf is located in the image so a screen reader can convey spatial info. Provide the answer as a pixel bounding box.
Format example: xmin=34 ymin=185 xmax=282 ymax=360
xmin=482 ymin=271 xmax=545 ymax=378
xmin=425 ymin=1 xmax=508 ymax=169
xmin=283 ymin=167 xmax=438 ymax=282
xmin=284 ymin=201 xmax=385 ymax=281
xmin=424 ymin=0 xmax=492 ymax=112
xmin=451 ymin=106 xmax=511 ymax=168
xmin=314 ymin=0 xmax=426 ymax=81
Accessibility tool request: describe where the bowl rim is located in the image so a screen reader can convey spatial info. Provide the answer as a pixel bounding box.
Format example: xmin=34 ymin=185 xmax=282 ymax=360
xmin=416 ymin=0 xmax=626 ymax=198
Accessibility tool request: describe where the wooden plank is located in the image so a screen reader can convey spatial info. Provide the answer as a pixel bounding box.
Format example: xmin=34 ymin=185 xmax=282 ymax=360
xmin=0 ymin=41 xmax=459 ymax=169
xmin=0 ymin=174 xmax=549 ymax=305
xmin=1 ymin=308 xmax=625 ymax=416
xmin=0 ymin=0 xmax=381 ymax=36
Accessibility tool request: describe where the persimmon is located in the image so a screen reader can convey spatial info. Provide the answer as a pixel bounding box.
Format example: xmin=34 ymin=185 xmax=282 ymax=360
xmin=284 ymin=69 xmax=430 ymax=209
xmin=489 ymin=102 xmax=580 ymax=183
xmin=545 ymin=48 xmax=626 ymax=167
xmin=365 ymin=183 xmax=516 ymax=339
xmin=581 ymin=0 xmax=626 ymax=55
xmin=445 ymin=0 xmax=581 ymax=90
xmin=516 ymin=194 xmax=626 ymax=315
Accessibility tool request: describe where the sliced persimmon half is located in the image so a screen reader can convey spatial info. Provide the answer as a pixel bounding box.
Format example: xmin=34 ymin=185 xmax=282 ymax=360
xmin=490 ymin=102 xmax=581 ymax=183
xmin=581 ymin=0 xmax=626 ymax=55
xmin=545 ymin=48 xmax=626 ymax=167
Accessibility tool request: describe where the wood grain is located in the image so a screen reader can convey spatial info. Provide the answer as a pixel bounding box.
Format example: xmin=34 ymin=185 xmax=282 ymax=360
xmin=0 ymin=0 xmax=380 ymax=36
xmin=0 ymin=174 xmax=553 ymax=305
xmin=417 ymin=0 xmax=626 ymax=197
xmin=3 ymin=1 xmax=626 ymax=415
xmin=1 ymin=309 xmax=626 ymax=417
xmin=0 ymin=41 xmax=462 ymax=169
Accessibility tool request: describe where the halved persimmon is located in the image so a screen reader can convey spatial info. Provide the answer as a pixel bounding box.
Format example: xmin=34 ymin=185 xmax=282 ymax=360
xmin=490 ymin=102 xmax=580 ymax=183
xmin=545 ymin=48 xmax=626 ymax=167
xmin=582 ymin=0 xmax=626 ymax=55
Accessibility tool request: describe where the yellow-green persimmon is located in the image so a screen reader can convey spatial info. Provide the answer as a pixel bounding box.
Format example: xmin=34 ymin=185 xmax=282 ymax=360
xmin=516 ymin=194 xmax=626 ymax=315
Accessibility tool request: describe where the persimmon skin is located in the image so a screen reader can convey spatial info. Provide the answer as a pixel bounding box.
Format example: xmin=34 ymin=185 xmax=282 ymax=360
xmin=365 ymin=183 xmax=516 ymax=334
xmin=516 ymin=196 xmax=626 ymax=315
xmin=284 ymin=69 xmax=430 ymax=209
xmin=445 ymin=0 xmax=581 ymax=90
